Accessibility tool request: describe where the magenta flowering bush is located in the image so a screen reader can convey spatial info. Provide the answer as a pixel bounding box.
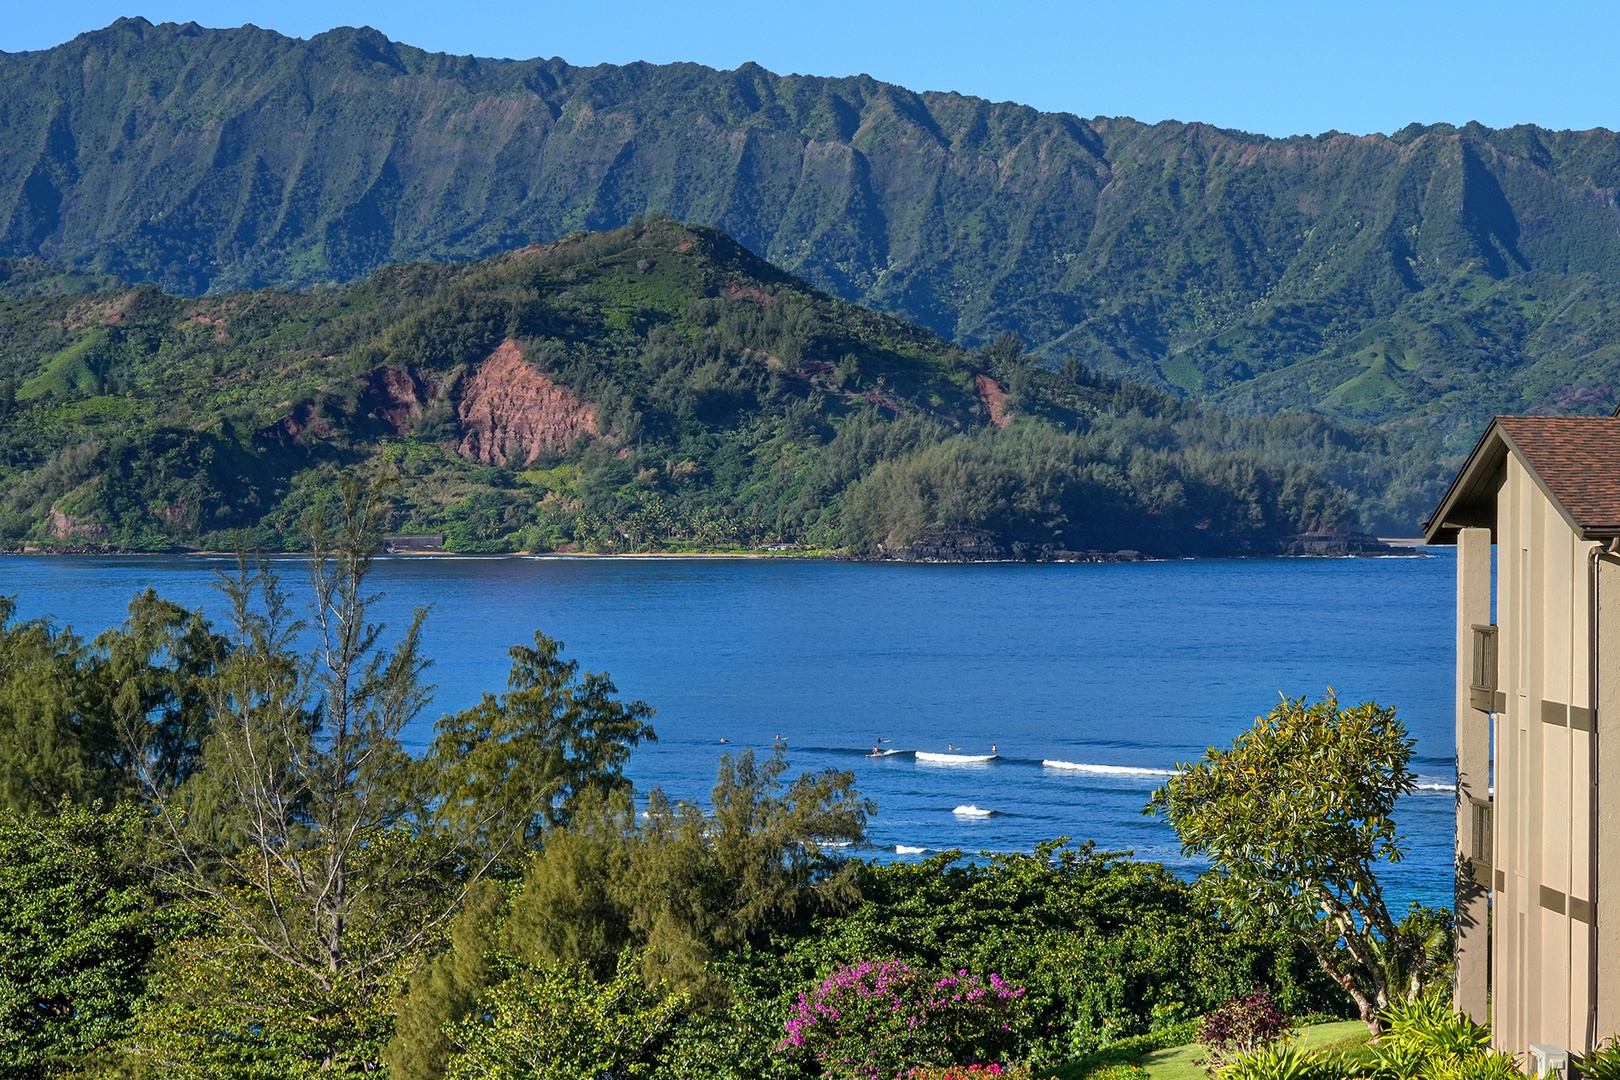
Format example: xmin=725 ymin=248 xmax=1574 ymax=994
xmin=778 ymin=958 xmax=1026 ymax=1079
xmin=901 ymin=1065 xmax=1034 ymax=1079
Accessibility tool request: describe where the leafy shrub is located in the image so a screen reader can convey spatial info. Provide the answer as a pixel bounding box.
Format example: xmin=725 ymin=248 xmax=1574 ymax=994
xmin=778 ymin=959 xmax=1025 ymax=1080
xmin=444 ymin=955 xmax=687 ymax=1080
xmin=120 ymin=942 xmax=396 ymax=1080
xmin=1426 ymin=1051 xmax=1524 ymax=1080
xmin=1197 ymin=991 xmax=1295 ymax=1071
xmin=1371 ymin=993 xmax=1491 ymax=1079
xmin=0 ymin=805 xmax=161 ymax=1075
xmin=780 ymin=844 xmax=1346 ymax=1067
xmin=1580 ymin=1038 xmax=1620 ymax=1080
xmin=1220 ymin=1044 xmax=1334 ymax=1080
xmin=1369 ymin=1040 xmax=1429 ymax=1080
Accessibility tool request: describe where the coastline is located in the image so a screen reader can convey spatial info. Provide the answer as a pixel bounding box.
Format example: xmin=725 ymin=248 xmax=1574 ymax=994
xmin=0 ymin=527 xmax=1423 ymax=564
xmin=0 ymin=545 xmax=836 ymax=560
xmin=0 ymin=546 xmax=1428 ymax=562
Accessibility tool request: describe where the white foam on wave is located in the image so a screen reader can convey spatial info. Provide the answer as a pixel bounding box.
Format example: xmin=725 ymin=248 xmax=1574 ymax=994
xmin=917 ymin=752 xmax=998 ymax=764
xmin=952 ymin=804 xmax=995 ymax=817
xmin=866 ymin=748 xmax=908 ymax=757
xmin=1042 ymin=759 xmax=1175 ymax=778
xmin=895 ymin=844 xmax=928 ymax=854
xmin=1038 ymin=759 xmax=1456 ymax=792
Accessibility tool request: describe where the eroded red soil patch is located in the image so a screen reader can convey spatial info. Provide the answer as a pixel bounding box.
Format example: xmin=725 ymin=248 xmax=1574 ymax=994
xmin=456 ymin=340 xmax=598 ymax=466
xmin=722 ymin=282 xmax=772 ymax=307
xmin=975 ymin=374 xmax=1010 ymax=428
xmin=364 ymin=366 xmax=442 ymax=434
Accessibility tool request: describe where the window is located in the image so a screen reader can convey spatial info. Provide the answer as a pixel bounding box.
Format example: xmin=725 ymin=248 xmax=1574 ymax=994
xmin=1469 ymin=797 xmax=1493 ymax=878
xmin=1471 ymin=624 xmax=1498 ymax=712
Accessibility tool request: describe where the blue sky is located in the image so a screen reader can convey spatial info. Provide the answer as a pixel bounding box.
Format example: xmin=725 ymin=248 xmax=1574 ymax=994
xmin=4 ymin=1 xmax=1613 ymax=139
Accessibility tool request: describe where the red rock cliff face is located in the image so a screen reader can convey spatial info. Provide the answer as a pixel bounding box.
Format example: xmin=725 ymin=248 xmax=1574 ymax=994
xmin=456 ymin=340 xmax=598 ymax=466
xmin=366 ymin=366 xmax=438 ymax=433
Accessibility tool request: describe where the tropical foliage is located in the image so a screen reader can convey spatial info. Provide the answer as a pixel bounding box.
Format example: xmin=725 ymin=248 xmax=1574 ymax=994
xmin=0 ymin=805 xmax=160 ymax=1077
xmin=442 ymin=955 xmax=687 ymax=1080
xmin=0 ymin=478 xmax=1477 ymax=1080
xmin=0 ymin=560 xmax=1358 ymax=1079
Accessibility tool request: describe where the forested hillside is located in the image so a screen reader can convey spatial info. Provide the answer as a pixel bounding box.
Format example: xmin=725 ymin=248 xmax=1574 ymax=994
xmin=0 ymin=220 xmax=1427 ymax=554
xmin=4 ymin=19 xmax=1620 ymax=455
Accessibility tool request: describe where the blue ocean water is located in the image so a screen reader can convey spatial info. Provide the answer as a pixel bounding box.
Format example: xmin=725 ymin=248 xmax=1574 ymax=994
xmin=0 ymin=552 xmax=1458 ymax=908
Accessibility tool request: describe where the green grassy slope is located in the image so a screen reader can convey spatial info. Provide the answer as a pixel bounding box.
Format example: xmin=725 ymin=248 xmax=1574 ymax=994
xmin=0 ymin=220 xmax=1418 ymax=553
xmin=1138 ymin=1021 xmax=1373 ymax=1080
xmin=2 ymin=21 xmax=1620 ymax=454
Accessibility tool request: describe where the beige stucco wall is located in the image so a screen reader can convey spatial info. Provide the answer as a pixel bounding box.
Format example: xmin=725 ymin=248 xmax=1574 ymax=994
xmin=1492 ymin=454 xmax=1597 ymax=1054
xmin=1596 ymin=554 xmax=1620 ymax=1039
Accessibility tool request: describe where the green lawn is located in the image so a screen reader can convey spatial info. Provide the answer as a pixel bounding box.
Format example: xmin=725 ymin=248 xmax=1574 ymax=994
xmin=1138 ymin=1020 xmax=1374 ymax=1080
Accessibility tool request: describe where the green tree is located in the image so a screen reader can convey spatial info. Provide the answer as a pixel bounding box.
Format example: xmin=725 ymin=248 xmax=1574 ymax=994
xmin=0 ymin=805 xmax=159 ymax=1079
xmin=386 ymin=750 xmax=870 ymax=1077
xmin=623 ymin=748 xmax=871 ymax=993
xmin=443 ymin=955 xmax=688 ymax=1080
xmin=1146 ymin=690 xmax=1438 ymax=1033
xmin=128 ymin=479 xmax=460 ymax=1073
xmin=0 ymin=590 xmax=224 ymax=815
xmin=386 ymin=797 xmax=641 ymax=1080
xmin=0 ymin=601 xmax=103 ymax=814
xmin=98 ymin=588 xmax=227 ymax=799
xmin=503 ymin=794 xmax=638 ymax=977
xmin=425 ymin=632 xmax=656 ymax=851
xmin=388 ymin=626 xmax=660 ymax=1080
xmin=385 ymin=882 xmax=509 ymax=1080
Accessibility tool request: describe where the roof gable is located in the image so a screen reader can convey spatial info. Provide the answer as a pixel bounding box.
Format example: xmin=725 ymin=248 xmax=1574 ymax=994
xmin=1424 ymin=415 xmax=1620 ymax=544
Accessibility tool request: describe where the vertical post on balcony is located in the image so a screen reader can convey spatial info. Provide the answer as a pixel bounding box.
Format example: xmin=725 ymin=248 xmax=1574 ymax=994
xmin=1457 ymin=526 xmax=1493 ymax=1025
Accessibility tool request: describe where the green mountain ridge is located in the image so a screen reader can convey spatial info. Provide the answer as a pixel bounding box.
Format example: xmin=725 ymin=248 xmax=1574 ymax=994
xmin=3 ymin=19 xmax=1620 ymax=455
xmin=0 ymin=220 xmax=1421 ymax=554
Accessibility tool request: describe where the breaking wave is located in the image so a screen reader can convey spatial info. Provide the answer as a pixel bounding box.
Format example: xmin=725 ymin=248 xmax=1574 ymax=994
xmin=1041 ymin=760 xmax=1175 ymax=778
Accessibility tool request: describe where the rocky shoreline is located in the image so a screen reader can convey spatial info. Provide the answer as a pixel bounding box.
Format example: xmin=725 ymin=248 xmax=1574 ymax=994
xmin=869 ymin=529 xmax=1417 ymax=564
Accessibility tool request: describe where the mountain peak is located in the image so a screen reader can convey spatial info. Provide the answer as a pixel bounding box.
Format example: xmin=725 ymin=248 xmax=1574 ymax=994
xmin=1 ymin=20 xmax=1619 ymax=450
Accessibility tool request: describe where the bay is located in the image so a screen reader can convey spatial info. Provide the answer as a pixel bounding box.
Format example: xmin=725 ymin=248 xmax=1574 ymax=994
xmin=0 ymin=551 xmax=1458 ymax=908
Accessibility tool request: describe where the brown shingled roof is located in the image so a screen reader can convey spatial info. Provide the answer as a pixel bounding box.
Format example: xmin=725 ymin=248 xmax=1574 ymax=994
xmin=1424 ymin=414 xmax=1620 ymax=544
xmin=1497 ymin=415 xmax=1620 ymax=534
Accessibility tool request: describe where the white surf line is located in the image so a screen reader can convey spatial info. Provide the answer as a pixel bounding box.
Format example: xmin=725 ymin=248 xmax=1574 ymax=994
xmin=1041 ymin=759 xmax=1456 ymax=794
xmin=1041 ymin=759 xmax=1175 ymax=777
